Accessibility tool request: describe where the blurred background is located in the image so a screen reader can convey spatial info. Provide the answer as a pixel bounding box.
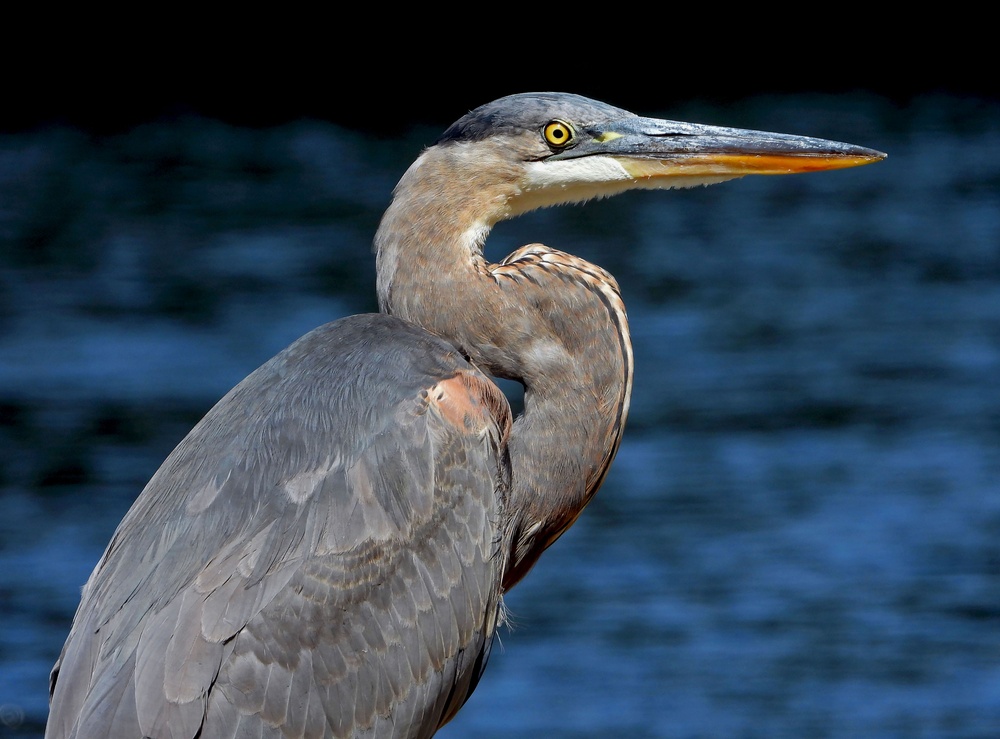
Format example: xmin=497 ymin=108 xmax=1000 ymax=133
xmin=1 ymin=54 xmax=999 ymax=738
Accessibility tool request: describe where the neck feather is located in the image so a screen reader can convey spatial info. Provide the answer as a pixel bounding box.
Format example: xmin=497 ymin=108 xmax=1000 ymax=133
xmin=374 ymin=146 xmax=633 ymax=592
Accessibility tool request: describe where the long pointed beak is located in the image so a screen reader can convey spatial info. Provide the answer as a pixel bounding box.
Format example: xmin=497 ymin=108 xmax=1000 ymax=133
xmin=565 ymin=115 xmax=886 ymax=178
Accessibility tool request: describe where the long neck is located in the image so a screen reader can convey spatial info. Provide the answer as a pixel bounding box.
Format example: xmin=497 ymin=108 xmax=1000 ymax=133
xmin=375 ymin=146 xmax=633 ymax=591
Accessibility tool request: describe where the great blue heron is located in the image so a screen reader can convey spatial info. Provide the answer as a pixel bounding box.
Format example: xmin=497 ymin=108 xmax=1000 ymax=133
xmin=45 ymin=92 xmax=884 ymax=738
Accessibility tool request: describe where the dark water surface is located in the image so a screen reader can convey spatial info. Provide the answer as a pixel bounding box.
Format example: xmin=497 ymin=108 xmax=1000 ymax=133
xmin=1 ymin=94 xmax=998 ymax=737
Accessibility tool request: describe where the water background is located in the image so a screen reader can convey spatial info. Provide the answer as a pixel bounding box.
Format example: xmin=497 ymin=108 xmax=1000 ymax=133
xmin=1 ymin=93 xmax=999 ymax=737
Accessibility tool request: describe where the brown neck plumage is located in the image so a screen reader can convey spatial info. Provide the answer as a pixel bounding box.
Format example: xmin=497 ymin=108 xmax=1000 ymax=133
xmin=375 ymin=144 xmax=632 ymax=591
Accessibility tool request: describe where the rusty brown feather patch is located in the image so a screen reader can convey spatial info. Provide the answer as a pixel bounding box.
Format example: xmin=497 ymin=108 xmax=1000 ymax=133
xmin=425 ymin=371 xmax=512 ymax=444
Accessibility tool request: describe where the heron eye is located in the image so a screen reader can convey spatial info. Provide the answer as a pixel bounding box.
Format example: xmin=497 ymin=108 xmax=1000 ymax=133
xmin=543 ymin=120 xmax=574 ymax=148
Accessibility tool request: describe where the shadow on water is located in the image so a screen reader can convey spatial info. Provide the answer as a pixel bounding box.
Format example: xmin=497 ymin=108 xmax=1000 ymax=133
xmin=2 ymin=93 xmax=999 ymax=737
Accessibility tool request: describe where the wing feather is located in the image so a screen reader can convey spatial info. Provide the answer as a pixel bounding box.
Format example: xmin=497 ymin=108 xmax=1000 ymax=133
xmin=47 ymin=314 xmax=512 ymax=739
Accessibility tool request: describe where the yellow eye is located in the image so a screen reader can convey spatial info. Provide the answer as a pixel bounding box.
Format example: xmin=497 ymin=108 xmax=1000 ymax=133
xmin=543 ymin=120 xmax=574 ymax=148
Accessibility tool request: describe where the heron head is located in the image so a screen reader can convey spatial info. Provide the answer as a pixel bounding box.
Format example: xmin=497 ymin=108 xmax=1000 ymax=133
xmin=434 ymin=92 xmax=886 ymax=217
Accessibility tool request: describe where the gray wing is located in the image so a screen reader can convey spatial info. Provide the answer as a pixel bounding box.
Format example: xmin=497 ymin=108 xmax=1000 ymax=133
xmin=46 ymin=314 xmax=512 ymax=739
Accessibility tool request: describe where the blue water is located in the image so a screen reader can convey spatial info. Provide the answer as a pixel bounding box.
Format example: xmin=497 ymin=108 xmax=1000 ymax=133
xmin=2 ymin=93 xmax=999 ymax=737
